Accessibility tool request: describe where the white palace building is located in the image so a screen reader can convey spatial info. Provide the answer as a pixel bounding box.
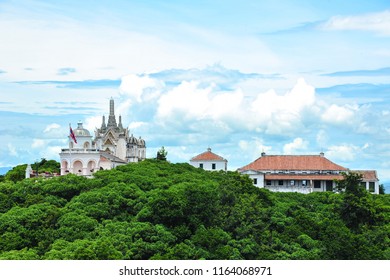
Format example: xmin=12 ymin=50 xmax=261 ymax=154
xmin=59 ymin=98 xmax=146 ymax=176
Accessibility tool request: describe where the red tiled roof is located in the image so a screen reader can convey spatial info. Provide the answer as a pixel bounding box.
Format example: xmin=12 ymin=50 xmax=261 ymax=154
xmin=353 ymin=170 xmax=378 ymax=181
xmin=239 ymin=154 xmax=348 ymax=171
xmin=191 ymin=149 xmax=227 ymax=161
xmin=264 ymin=174 xmax=344 ymax=181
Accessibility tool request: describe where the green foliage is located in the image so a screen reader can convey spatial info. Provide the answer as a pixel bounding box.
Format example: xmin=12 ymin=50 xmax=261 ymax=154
xmin=379 ymin=184 xmax=385 ymax=194
xmin=4 ymin=164 xmax=27 ymax=183
xmin=339 ymin=172 xmax=381 ymax=231
xmin=4 ymin=159 xmax=60 ymax=183
xmin=0 ymin=160 xmax=388 ymax=260
xmin=156 ymin=146 xmax=168 ymax=161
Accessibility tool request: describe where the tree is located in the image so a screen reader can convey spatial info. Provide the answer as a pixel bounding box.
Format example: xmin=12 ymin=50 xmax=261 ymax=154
xmin=156 ymin=146 xmax=168 ymax=161
xmin=338 ymin=172 xmax=379 ymax=231
xmin=379 ymin=184 xmax=385 ymax=194
xmin=4 ymin=164 xmax=27 ymax=182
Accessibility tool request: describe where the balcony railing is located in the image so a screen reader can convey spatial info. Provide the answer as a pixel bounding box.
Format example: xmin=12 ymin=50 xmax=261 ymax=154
xmin=60 ymin=148 xmax=100 ymax=153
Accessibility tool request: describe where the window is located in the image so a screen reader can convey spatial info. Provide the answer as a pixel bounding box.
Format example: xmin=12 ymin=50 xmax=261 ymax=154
xmin=253 ymin=178 xmax=258 ymax=185
xmin=302 ymin=180 xmax=307 ymax=186
xmin=199 ymin=163 xmax=203 ymax=169
xmin=290 ymin=180 xmax=295 ymax=186
xmin=278 ymin=180 xmax=283 ymax=186
xmin=369 ymin=182 xmax=375 ymax=192
xmin=212 ymin=163 xmax=216 ymax=170
xmin=314 ymin=181 xmax=321 ymax=188
xmin=326 ymin=181 xmax=333 ymax=192
xmin=266 ymin=180 xmax=272 ymax=186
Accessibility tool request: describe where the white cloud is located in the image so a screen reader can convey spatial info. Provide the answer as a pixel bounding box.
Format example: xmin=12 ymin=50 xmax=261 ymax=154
xmin=128 ymin=122 xmax=147 ymax=130
xmin=84 ymin=116 xmax=101 ymax=132
xmin=43 ymin=123 xmax=61 ymax=133
xmin=156 ymin=80 xmax=214 ymax=121
xmin=326 ymin=144 xmax=359 ymax=162
xmin=250 ymin=78 xmax=316 ymax=134
xmin=283 ymin=138 xmax=308 ymax=154
xmin=239 ymin=138 xmax=272 ymax=161
xmin=40 ymin=146 xmax=62 ymax=161
xmin=119 ymin=74 xmax=164 ymax=102
xmin=322 ymin=10 xmax=390 ymax=36
xmin=321 ymin=104 xmax=356 ymax=124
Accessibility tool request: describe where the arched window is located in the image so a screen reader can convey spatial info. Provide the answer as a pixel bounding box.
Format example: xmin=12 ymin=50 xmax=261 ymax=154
xmin=62 ymin=160 xmax=69 ymax=170
xmin=87 ymin=160 xmax=96 ymax=175
xmin=84 ymin=142 xmax=90 ymax=149
xmin=73 ymin=160 xmax=83 ymax=175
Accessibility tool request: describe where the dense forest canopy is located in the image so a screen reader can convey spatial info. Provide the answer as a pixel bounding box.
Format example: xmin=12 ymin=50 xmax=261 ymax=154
xmin=0 ymin=159 xmax=388 ymax=260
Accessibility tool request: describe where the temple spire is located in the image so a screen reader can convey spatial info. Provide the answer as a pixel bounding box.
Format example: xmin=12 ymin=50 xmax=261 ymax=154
xmin=118 ymin=115 xmax=123 ymax=131
xmin=107 ymin=97 xmax=117 ymax=128
xmin=101 ymin=115 xmax=106 ymax=131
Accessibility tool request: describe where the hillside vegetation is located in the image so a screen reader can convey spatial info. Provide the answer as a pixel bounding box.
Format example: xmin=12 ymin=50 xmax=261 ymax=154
xmin=0 ymin=160 xmax=388 ymax=260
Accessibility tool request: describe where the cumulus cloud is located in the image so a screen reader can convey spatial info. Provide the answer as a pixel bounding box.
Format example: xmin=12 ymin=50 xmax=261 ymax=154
xmin=283 ymin=138 xmax=308 ymax=154
xmin=119 ymin=74 xmax=164 ymax=103
xmin=326 ymin=144 xmax=359 ymax=162
xmin=115 ymin=69 xmax=372 ymax=162
xmin=250 ymin=78 xmax=316 ymax=134
xmin=108 ymin=68 xmax=382 ymax=170
xmin=321 ymin=104 xmax=356 ymax=124
xmin=156 ymin=80 xmax=213 ymax=120
xmin=322 ymin=10 xmax=390 ymax=36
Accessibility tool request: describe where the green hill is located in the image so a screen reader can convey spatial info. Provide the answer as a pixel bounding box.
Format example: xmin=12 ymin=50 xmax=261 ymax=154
xmin=0 ymin=159 xmax=388 ymax=260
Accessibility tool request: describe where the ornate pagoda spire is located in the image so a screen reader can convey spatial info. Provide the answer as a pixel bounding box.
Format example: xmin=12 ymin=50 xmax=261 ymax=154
xmin=100 ymin=115 xmax=106 ymax=131
xmin=118 ymin=115 xmax=124 ymax=131
xmin=107 ymin=97 xmax=117 ymax=128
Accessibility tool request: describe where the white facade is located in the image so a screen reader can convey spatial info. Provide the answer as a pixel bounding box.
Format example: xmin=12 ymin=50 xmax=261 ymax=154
xmin=190 ymin=161 xmax=227 ymax=171
xmin=240 ymin=170 xmax=265 ymax=188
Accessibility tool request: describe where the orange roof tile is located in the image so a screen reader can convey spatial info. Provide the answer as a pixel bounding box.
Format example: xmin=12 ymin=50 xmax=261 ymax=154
xmin=191 ymin=148 xmax=227 ymax=162
xmin=353 ymin=170 xmax=378 ymax=181
xmin=239 ymin=154 xmax=348 ymax=171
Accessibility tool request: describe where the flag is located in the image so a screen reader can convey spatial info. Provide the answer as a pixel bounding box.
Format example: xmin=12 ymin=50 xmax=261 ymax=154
xmin=69 ymin=125 xmax=77 ymax=143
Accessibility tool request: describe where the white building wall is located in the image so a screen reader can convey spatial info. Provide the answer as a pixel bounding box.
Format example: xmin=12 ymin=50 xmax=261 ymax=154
xmin=59 ymin=150 xmax=101 ymax=176
xmin=190 ymin=160 xmax=227 ymax=171
xmin=69 ymin=135 xmax=92 ymax=150
xmin=240 ymin=171 xmax=265 ymax=188
xmin=116 ymin=138 xmax=127 ymax=160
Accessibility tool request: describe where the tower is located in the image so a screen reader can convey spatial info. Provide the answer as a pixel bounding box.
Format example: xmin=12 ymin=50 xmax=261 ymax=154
xmin=107 ymin=98 xmax=117 ymax=129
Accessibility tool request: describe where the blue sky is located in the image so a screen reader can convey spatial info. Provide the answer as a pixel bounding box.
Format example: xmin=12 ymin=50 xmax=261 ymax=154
xmin=1 ymin=0 xmax=390 ymax=186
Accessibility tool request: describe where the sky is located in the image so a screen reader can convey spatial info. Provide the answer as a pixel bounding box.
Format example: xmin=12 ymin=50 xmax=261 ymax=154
xmin=0 ymin=0 xmax=390 ymax=185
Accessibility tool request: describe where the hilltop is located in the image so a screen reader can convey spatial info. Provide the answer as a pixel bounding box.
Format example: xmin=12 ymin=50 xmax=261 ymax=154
xmin=0 ymin=159 xmax=388 ymax=260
